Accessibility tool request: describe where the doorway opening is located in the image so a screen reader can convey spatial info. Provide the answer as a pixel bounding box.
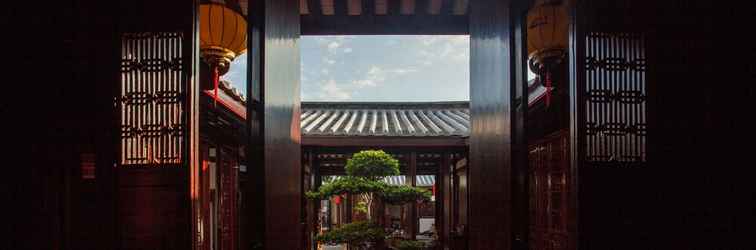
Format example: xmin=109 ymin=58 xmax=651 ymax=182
xmin=300 ymin=35 xmax=470 ymax=250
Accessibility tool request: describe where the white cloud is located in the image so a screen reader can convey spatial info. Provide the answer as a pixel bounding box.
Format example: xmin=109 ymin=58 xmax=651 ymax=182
xmin=352 ymin=66 xmax=417 ymax=88
xmin=420 ymin=36 xmax=440 ymax=46
xmin=417 ymin=35 xmax=469 ymax=65
xmin=343 ymin=48 xmax=353 ymax=53
xmin=367 ymin=66 xmax=382 ymax=75
xmin=328 ymin=42 xmax=340 ymax=50
xmin=322 ymin=57 xmax=336 ymax=64
xmin=392 ymin=68 xmax=418 ymax=75
xmin=319 ymin=80 xmax=351 ymax=100
xmin=354 ymin=79 xmax=377 ymax=87
xmin=321 ymin=68 xmax=329 ymax=75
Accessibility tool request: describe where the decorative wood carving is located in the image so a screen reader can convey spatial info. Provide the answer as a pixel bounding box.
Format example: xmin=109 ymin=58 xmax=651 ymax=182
xmin=584 ymin=32 xmax=647 ymax=163
xmin=529 ymin=131 xmax=572 ymax=250
xmin=119 ymin=32 xmax=186 ymax=166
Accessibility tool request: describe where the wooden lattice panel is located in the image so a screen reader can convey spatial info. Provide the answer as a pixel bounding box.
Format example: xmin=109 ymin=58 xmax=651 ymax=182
xmin=529 ymin=131 xmax=571 ymax=250
xmin=119 ymin=32 xmax=185 ymax=166
xmin=584 ymin=32 xmax=647 ymax=163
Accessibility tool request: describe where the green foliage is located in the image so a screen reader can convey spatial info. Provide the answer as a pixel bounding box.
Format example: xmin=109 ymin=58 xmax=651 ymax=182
xmin=394 ymin=240 xmax=425 ymax=250
xmin=354 ymin=200 xmax=369 ymax=214
xmin=346 ymin=150 xmax=400 ymax=181
xmin=309 ymin=150 xmax=433 ymax=249
xmin=306 ymin=177 xmax=430 ymax=205
xmin=305 ymin=176 xmax=387 ymax=200
xmin=314 ymin=221 xmax=386 ymax=246
xmin=380 ymin=185 xmax=432 ymax=205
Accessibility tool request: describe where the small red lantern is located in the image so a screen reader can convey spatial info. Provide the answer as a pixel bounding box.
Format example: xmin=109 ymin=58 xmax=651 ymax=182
xmin=333 ymin=195 xmax=341 ymax=205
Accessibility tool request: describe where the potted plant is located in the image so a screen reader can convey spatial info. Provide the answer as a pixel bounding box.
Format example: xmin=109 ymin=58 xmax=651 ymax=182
xmin=307 ymin=150 xmax=431 ymax=250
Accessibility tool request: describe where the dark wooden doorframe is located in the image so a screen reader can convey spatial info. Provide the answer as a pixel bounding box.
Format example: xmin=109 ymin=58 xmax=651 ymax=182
xmin=245 ymin=0 xmax=303 ymax=249
xmin=245 ymin=1 xmax=533 ymax=249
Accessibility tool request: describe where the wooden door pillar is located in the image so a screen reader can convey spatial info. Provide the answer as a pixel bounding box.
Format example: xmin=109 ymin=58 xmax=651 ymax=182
xmin=245 ymin=0 xmax=303 ymax=249
xmin=469 ymin=0 xmax=516 ymax=249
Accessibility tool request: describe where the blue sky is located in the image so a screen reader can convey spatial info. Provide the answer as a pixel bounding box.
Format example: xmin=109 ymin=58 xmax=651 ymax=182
xmin=223 ymin=35 xmax=470 ymax=102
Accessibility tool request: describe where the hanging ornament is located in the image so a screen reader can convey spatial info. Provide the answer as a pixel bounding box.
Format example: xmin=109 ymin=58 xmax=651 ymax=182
xmin=545 ymin=70 xmax=552 ymax=107
xmin=526 ymin=0 xmax=568 ymax=108
xmin=199 ymin=3 xmax=248 ymax=106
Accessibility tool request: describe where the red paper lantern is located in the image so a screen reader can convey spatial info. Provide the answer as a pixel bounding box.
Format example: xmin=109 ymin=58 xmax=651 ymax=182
xmin=333 ymin=195 xmax=341 ymax=205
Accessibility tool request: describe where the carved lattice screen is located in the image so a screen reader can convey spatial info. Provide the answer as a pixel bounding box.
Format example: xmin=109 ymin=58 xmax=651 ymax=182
xmin=119 ymin=32 xmax=185 ymax=166
xmin=529 ymin=131 xmax=571 ymax=250
xmin=584 ymin=32 xmax=646 ymax=163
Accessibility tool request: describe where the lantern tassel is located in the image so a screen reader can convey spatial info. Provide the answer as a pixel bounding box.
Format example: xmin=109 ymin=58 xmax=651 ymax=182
xmin=545 ymin=71 xmax=552 ymax=108
xmin=213 ymin=66 xmax=219 ymax=107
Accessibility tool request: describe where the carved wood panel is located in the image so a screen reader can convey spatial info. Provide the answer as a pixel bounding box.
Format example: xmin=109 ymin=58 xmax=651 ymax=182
xmin=529 ymin=131 xmax=572 ymax=250
xmin=219 ymin=148 xmax=238 ymax=250
xmin=584 ymin=32 xmax=647 ymax=163
xmin=119 ymin=32 xmax=185 ymax=166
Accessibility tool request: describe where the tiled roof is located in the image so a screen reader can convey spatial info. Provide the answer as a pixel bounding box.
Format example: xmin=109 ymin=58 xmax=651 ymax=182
xmin=301 ymin=102 xmax=470 ymax=137
xmin=528 ymin=78 xmax=552 ymax=106
xmin=325 ymin=175 xmax=436 ymax=187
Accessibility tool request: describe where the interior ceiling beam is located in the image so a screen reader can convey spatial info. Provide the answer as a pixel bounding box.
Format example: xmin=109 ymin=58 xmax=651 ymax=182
xmin=389 ymin=0 xmax=402 ymax=15
xmin=347 ymin=0 xmax=362 ymax=15
xmin=321 ymin=0 xmax=335 ymax=15
xmin=375 ymin=0 xmax=388 ymax=15
xmin=452 ymin=0 xmax=468 ymax=15
xmin=428 ymin=0 xmax=442 ymax=14
xmin=306 ymin=0 xmax=322 ymax=15
xmin=335 ymin=0 xmax=348 ymax=15
xmin=416 ymin=0 xmax=431 ymax=15
xmin=363 ymin=0 xmax=376 ymax=15
xmin=300 ymin=0 xmax=310 ymax=14
xmin=300 ymin=15 xmax=468 ymax=35
xmin=400 ymin=0 xmax=416 ymax=15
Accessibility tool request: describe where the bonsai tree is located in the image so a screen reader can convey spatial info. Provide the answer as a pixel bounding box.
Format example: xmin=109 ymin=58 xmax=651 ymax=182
xmin=306 ymin=150 xmax=431 ymax=249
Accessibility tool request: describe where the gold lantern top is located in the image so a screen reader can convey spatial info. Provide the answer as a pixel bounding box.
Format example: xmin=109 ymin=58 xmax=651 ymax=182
xmin=200 ymin=3 xmax=247 ymax=76
xmin=526 ymin=0 xmax=568 ymax=70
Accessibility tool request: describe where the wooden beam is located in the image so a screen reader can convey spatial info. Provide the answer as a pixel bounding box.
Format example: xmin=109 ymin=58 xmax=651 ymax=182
xmin=429 ymin=0 xmax=443 ymax=14
xmin=439 ymin=152 xmax=452 ymax=248
xmin=389 ymin=0 xmax=402 ymax=15
xmin=335 ymin=0 xmax=348 ymax=16
xmin=363 ymin=0 xmax=376 ymax=15
xmin=409 ymin=151 xmax=418 ymax=240
xmin=452 ymin=0 xmax=468 ymax=15
xmin=306 ymin=0 xmax=322 ymax=15
xmin=440 ymin=0 xmax=453 ymax=14
xmin=416 ymin=0 xmax=430 ymax=15
xmin=400 ymin=0 xmax=416 ymax=15
xmin=347 ymin=0 xmax=362 ymax=15
xmin=301 ymin=11 xmax=468 ymax=35
xmin=469 ymin=0 xmax=514 ymax=249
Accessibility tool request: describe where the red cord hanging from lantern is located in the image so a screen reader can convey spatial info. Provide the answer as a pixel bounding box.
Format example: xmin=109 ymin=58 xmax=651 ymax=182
xmin=527 ymin=0 xmax=567 ymax=109
xmin=212 ymin=66 xmax=219 ymax=106
xmin=545 ymin=71 xmax=552 ymax=108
